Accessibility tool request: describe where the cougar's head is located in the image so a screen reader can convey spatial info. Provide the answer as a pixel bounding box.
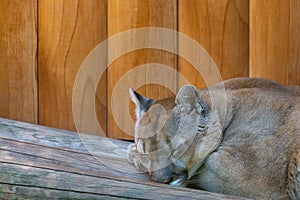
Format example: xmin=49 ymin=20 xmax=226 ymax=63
xmin=129 ymin=85 xmax=222 ymax=186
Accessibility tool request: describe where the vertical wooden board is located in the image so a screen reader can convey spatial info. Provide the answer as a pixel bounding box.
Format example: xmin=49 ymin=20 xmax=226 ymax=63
xmin=289 ymin=0 xmax=300 ymax=85
xmin=249 ymin=0 xmax=290 ymax=85
xmin=178 ymin=0 xmax=249 ymax=89
xmin=108 ymin=0 xmax=177 ymax=139
xmin=0 ymin=0 xmax=38 ymax=123
xmin=39 ymin=0 xmax=107 ymax=134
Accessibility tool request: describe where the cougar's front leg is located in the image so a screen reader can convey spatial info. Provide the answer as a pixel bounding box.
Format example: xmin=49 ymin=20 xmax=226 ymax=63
xmin=287 ymin=146 xmax=300 ymax=200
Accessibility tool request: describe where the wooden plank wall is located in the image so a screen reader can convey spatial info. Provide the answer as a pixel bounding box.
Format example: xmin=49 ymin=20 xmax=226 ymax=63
xmin=250 ymin=0 xmax=300 ymax=85
xmin=107 ymin=0 xmax=177 ymax=139
xmin=179 ymin=0 xmax=249 ymax=89
xmin=39 ymin=0 xmax=107 ymax=133
xmin=0 ymin=0 xmax=299 ymax=140
xmin=0 ymin=0 xmax=38 ymax=123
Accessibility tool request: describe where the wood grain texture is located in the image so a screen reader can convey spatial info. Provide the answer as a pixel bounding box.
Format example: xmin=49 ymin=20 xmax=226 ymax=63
xmin=0 ymin=118 xmax=246 ymax=200
xmin=289 ymin=0 xmax=300 ymax=85
xmin=0 ymin=0 xmax=38 ymax=123
xmin=0 ymin=184 xmax=125 ymax=200
xmin=178 ymin=0 xmax=249 ymax=89
xmin=250 ymin=0 xmax=300 ymax=85
xmin=0 ymin=164 xmax=242 ymax=200
xmin=107 ymin=0 xmax=177 ymax=139
xmin=3 ymin=0 xmax=300 ymax=141
xmin=39 ymin=0 xmax=107 ymax=134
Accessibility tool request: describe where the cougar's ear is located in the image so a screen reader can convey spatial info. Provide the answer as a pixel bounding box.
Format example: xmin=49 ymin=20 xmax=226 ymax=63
xmin=129 ymin=88 xmax=154 ymax=119
xmin=175 ymin=85 xmax=204 ymax=114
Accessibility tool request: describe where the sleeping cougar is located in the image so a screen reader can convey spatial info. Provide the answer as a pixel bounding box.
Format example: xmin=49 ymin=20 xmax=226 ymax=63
xmin=127 ymin=78 xmax=300 ymax=199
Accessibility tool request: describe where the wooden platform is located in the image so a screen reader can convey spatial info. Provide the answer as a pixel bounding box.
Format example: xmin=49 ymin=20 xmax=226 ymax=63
xmin=0 ymin=118 xmax=248 ymax=199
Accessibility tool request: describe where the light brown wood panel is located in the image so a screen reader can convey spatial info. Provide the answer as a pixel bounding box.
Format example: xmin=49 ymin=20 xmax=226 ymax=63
xmin=249 ymin=0 xmax=299 ymax=85
xmin=39 ymin=0 xmax=107 ymax=134
xmin=0 ymin=0 xmax=38 ymax=123
xmin=289 ymin=0 xmax=300 ymax=85
xmin=108 ymin=0 xmax=177 ymax=139
xmin=178 ymin=0 xmax=249 ymax=89
xmin=250 ymin=0 xmax=289 ymax=84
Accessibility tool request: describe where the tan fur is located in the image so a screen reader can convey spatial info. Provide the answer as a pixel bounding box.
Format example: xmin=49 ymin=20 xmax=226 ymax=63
xmin=127 ymin=78 xmax=300 ymax=199
xmin=287 ymin=145 xmax=300 ymax=199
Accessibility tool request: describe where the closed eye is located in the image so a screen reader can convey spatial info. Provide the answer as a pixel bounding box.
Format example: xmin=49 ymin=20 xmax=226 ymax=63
xmin=198 ymin=125 xmax=207 ymax=132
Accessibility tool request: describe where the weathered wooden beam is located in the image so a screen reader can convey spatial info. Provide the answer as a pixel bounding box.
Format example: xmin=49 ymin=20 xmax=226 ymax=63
xmin=0 ymin=118 xmax=249 ymax=199
xmin=0 ymin=184 xmax=125 ymax=200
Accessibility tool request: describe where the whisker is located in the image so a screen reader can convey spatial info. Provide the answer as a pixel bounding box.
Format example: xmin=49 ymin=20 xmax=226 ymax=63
xmin=188 ymin=168 xmax=206 ymax=177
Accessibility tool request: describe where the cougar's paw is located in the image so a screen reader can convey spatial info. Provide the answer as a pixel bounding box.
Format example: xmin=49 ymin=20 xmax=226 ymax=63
xmin=127 ymin=143 xmax=150 ymax=173
xmin=127 ymin=143 xmax=138 ymax=164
